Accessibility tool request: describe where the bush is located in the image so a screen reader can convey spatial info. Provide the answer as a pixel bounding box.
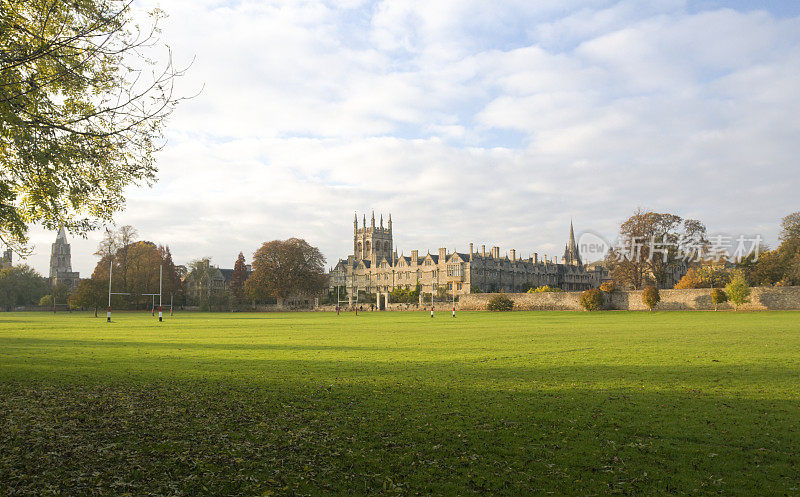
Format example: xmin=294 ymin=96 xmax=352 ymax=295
xmin=487 ymin=294 xmax=514 ymax=311
xmin=599 ymin=281 xmax=616 ymax=293
xmin=725 ymin=269 xmax=751 ymax=310
xmin=710 ymin=288 xmax=727 ymax=311
xmin=642 ymin=286 xmax=660 ymax=311
xmin=579 ymin=288 xmax=604 ymax=311
xmin=527 ymin=285 xmax=563 ymax=293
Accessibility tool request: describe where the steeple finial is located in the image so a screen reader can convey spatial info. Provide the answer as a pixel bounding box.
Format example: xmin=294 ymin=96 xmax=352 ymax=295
xmin=388 ymin=213 xmax=392 ymax=230
xmin=363 ymin=214 xmax=366 ymax=228
xmin=380 ymin=213 xmax=383 ymax=228
xmin=371 ymin=210 xmax=375 ymax=228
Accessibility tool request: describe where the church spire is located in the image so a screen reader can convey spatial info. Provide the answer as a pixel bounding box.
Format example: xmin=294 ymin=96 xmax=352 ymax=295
xmin=563 ymin=219 xmax=582 ymax=266
xmin=371 ymin=210 xmax=375 ymax=228
xmin=569 ymin=219 xmax=576 ymax=249
xmin=388 ymin=213 xmax=392 ymax=230
xmin=380 ymin=213 xmax=383 ymax=228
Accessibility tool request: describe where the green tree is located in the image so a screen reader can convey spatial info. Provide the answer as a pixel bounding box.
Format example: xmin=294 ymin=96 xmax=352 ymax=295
xmin=229 ymin=252 xmax=248 ymax=307
xmin=0 ymin=1 xmax=186 ymax=253
xmin=487 ymin=294 xmax=514 ymax=311
xmin=725 ymin=269 xmax=751 ymax=310
xmin=159 ymin=245 xmax=182 ymax=304
xmin=245 ymin=239 xmax=326 ymax=304
xmin=186 ymin=258 xmax=216 ymax=310
xmin=0 ymin=265 xmax=49 ymax=310
xmin=710 ymin=288 xmax=727 ymax=311
xmin=642 ymin=286 xmax=660 ymax=311
xmin=69 ymin=278 xmax=107 ymax=316
xmin=38 ymin=294 xmax=53 ymax=308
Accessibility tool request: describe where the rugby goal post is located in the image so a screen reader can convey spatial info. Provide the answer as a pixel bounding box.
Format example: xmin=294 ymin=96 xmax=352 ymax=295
xmin=107 ymin=262 xmax=171 ymax=322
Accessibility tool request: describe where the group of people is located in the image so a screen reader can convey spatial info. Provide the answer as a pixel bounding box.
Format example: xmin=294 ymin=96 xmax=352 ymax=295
xmin=334 ymin=304 xmax=456 ymax=318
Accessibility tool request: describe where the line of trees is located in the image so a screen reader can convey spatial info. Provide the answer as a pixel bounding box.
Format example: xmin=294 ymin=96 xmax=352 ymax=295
xmin=185 ymin=238 xmax=328 ymax=311
xmin=0 ymin=265 xmax=50 ymax=311
xmin=68 ymin=225 xmax=182 ymax=313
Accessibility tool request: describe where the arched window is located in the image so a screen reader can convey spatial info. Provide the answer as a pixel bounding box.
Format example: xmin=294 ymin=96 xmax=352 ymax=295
xmin=365 ymin=241 xmax=371 ymax=253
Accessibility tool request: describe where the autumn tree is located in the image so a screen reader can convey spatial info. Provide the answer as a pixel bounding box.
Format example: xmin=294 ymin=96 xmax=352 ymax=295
xmin=642 ymin=286 xmax=660 ymax=311
xmin=90 ymin=234 xmax=178 ymax=309
xmin=674 ymin=267 xmax=703 ymax=289
xmin=674 ymin=264 xmax=730 ymax=289
xmin=124 ymin=242 xmax=163 ymax=306
xmin=0 ymin=1 xmax=187 ymax=254
xmin=245 ymin=238 xmax=326 ymax=304
xmin=607 ymin=209 xmax=706 ymax=289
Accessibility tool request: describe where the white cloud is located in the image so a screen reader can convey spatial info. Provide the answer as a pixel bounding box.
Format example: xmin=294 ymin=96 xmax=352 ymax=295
xmin=22 ymin=0 xmax=800 ymax=274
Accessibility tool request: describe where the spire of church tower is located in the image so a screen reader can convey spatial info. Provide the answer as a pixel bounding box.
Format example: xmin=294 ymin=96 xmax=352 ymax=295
xmin=388 ymin=213 xmax=392 ymax=230
xmin=363 ymin=214 xmax=366 ymax=229
xmin=569 ymin=219 xmax=576 ymax=249
xmin=354 ymin=212 xmax=358 ymax=231
xmin=380 ymin=213 xmax=383 ymax=228
xmin=371 ymin=210 xmax=375 ymax=228
xmin=563 ymin=219 xmax=582 ymax=266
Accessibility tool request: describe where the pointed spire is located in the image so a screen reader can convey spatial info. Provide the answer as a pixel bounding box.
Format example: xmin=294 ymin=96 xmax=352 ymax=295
xmin=354 ymin=212 xmax=358 ymax=230
xmin=56 ymin=226 xmax=67 ymax=243
xmin=569 ymin=219 xmax=576 ymax=248
xmin=371 ymin=210 xmax=375 ymax=228
xmin=363 ymin=214 xmax=366 ymax=229
xmin=388 ymin=213 xmax=392 ymax=230
xmin=380 ymin=213 xmax=383 ymax=228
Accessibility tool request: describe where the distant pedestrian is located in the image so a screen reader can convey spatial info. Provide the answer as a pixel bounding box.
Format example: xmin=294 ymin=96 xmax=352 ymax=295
xmin=431 ymin=305 xmax=434 ymax=318
xmin=452 ymin=306 xmax=456 ymax=318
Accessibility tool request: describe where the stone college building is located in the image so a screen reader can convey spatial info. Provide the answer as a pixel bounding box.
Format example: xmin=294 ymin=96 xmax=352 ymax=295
xmin=330 ymin=212 xmax=604 ymax=306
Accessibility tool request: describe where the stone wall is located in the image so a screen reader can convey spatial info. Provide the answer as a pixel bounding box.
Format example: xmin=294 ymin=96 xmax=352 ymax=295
xmin=458 ymin=286 xmax=800 ymax=311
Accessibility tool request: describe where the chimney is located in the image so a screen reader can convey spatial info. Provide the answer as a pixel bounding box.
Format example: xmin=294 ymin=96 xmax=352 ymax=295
xmin=510 ymin=249 xmax=516 ymax=262
xmin=533 ymin=253 xmax=538 ymax=264
xmin=439 ymin=247 xmax=447 ymax=262
xmin=492 ymin=246 xmax=499 ymax=259
xmin=481 ymin=245 xmax=486 ymax=258
xmin=411 ymin=250 xmax=418 ymax=265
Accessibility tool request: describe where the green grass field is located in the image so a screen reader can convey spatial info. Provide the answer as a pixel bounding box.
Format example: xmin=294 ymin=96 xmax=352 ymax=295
xmin=1 ymin=311 xmax=798 ymax=496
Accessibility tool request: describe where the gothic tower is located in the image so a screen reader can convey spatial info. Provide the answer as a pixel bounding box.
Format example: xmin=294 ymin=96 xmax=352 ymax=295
xmin=353 ymin=211 xmax=393 ymax=263
xmin=50 ymin=227 xmax=73 ymax=278
xmin=49 ymin=228 xmax=80 ymax=290
xmin=0 ymin=248 xmax=11 ymax=269
xmin=562 ymin=220 xmax=582 ymax=266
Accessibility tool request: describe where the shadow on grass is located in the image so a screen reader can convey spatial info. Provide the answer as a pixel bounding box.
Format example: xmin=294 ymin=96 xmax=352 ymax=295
xmin=0 ymin=376 xmax=798 ymax=496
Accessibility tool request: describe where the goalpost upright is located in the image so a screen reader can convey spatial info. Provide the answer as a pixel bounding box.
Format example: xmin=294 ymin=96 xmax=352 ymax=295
xmin=108 ymin=262 xmax=169 ymax=322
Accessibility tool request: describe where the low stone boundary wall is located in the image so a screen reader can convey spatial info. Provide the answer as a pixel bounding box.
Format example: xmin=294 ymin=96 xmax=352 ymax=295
xmin=458 ymin=286 xmax=800 ymax=311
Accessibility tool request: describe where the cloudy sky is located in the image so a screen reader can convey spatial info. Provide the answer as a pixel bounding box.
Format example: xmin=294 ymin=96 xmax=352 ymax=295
xmin=25 ymin=0 xmax=800 ymax=275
